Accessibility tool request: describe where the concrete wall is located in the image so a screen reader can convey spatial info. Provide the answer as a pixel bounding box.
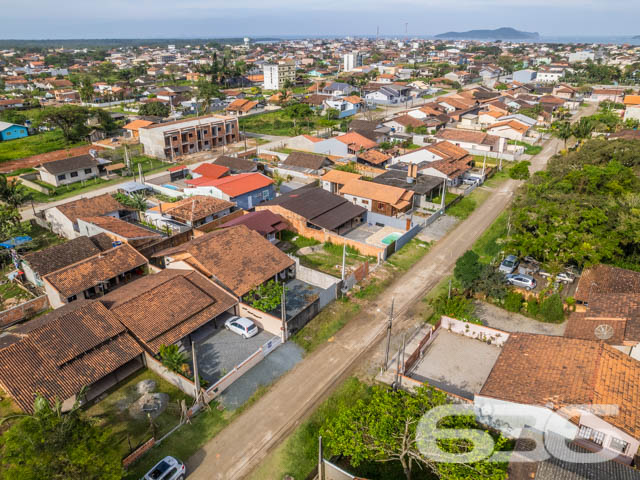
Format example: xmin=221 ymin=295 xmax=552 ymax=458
xmin=239 ymin=303 xmax=284 ymax=338
xmin=43 ymin=278 xmax=66 ymax=309
xmin=44 ymin=207 xmax=79 ymax=239
xmin=40 ymin=165 xmax=99 ymax=187
xmin=440 ymin=315 xmax=510 ymax=347
xmin=19 ymin=173 xmax=50 ymax=194
xmin=256 ymin=204 xmax=385 ymax=259
xmin=145 ymin=352 xmax=197 ymax=398
xmin=289 ymin=257 xmax=340 ymax=309
xmin=0 ymin=295 xmax=49 ymax=328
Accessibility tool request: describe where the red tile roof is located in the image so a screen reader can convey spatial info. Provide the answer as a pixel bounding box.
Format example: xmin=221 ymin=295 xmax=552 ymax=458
xmin=207 ymin=173 xmax=273 ymax=198
xmin=191 ymin=163 xmax=230 ymax=179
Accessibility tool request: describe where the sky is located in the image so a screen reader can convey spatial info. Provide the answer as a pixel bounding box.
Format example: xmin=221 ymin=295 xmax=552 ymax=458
xmin=2 ymin=0 xmax=640 ymax=39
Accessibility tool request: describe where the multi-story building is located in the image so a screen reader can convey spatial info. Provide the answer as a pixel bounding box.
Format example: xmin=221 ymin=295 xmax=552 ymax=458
xmin=263 ymin=61 xmax=296 ymax=90
xmin=343 ymin=51 xmax=363 ymax=72
xmin=138 ymin=114 xmax=240 ymax=159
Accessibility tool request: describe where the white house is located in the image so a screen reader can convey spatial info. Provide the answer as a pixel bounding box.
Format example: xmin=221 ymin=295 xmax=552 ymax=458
xmin=476 ymin=333 xmax=640 ymax=465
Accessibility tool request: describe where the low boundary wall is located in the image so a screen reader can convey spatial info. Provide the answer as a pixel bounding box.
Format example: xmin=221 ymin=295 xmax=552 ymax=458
xmin=239 ymin=303 xmax=284 ymax=338
xmin=440 ymin=315 xmax=510 ymax=347
xmin=145 ymin=352 xmax=197 ymax=398
xmin=0 ymin=295 xmax=49 ymax=329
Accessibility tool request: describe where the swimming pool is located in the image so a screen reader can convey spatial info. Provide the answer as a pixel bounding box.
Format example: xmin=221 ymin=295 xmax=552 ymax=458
xmin=381 ymin=232 xmax=402 ymax=245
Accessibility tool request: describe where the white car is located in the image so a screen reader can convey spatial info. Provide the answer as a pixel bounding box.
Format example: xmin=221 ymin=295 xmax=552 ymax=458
xmin=144 ymin=456 xmax=185 ymax=480
xmin=224 ymin=316 xmax=259 ymax=339
xmin=539 ymin=270 xmax=575 ymax=284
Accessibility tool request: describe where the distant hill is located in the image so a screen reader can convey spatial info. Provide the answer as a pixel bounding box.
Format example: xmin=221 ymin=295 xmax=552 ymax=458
xmin=633 ymin=35 xmax=640 ymax=40
xmin=435 ymin=27 xmax=540 ymax=40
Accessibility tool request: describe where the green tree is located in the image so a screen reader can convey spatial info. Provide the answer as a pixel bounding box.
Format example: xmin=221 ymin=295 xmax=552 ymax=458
xmin=0 ymin=205 xmax=23 ymax=240
xmin=322 ymin=384 xmax=508 ymax=480
xmin=473 ymin=265 xmax=508 ymax=300
xmin=0 ymin=175 xmax=31 ymax=209
xmin=158 ymin=344 xmax=187 ymax=372
xmin=509 ymin=161 xmax=531 ymax=180
xmin=0 ymin=395 xmax=123 ymax=480
xmin=78 ymin=76 xmax=94 ymax=103
xmin=285 ymin=103 xmax=312 ymax=129
xmin=242 ymin=280 xmax=285 ymax=312
xmin=553 ymin=121 xmax=573 ymax=149
xmin=35 ymin=105 xmax=91 ymax=141
xmin=540 ymin=293 xmax=565 ymax=323
xmin=0 ymin=109 xmax=27 ymax=125
xmin=454 ymin=250 xmax=483 ymax=290
xmin=503 ymin=291 xmax=524 ymax=312
xmin=572 ymin=117 xmax=595 ymax=143
xmin=196 ymin=79 xmax=225 ymax=115
xmin=138 ymin=102 xmax=170 ymax=117
xmin=430 ymin=293 xmax=478 ymax=323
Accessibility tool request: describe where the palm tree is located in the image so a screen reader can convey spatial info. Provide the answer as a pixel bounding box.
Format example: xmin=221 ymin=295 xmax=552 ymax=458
xmin=128 ymin=193 xmax=148 ymax=212
xmin=0 ymin=175 xmax=31 ymax=209
xmin=553 ymin=121 xmax=573 ymax=149
xmin=572 ymin=117 xmax=595 ymax=144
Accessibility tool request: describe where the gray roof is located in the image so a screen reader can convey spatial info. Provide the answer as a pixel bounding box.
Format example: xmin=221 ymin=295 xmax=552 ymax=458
xmin=262 ymin=184 xmax=365 ymax=231
xmin=372 ymin=169 xmax=443 ymax=195
xmin=213 ymin=155 xmax=258 ymax=173
xmin=119 ymin=181 xmax=149 ymax=194
xmin=0 ymin=121 xmax=23 ymax=131
xmin=509 ymin=428 xmax=640 ymax=480
xmin=38 ymin=154 xmax=98 ymax=174
xmin=281 ymin=152 xmax=330 ymax=171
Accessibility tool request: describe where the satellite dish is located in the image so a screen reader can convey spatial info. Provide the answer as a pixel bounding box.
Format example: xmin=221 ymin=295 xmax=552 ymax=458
xmin=594 ymin=324 xmax=614 ymax=341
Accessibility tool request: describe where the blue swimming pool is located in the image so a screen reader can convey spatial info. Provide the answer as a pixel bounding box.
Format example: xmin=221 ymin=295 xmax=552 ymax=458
xmin=381 ymin=232 xmax=402 ymax=245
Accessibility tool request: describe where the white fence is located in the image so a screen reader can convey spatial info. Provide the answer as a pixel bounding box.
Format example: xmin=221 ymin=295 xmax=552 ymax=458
xmin=203 ymin=335 xmax=282 ymax=401
xmin=440 ymin=316 xmax=510 ymax=347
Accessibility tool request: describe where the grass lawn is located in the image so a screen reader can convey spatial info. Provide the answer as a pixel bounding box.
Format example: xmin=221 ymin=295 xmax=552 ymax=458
xmin=247 ymin=377 xmax=370 ymax=480
xmin=300 ymin=243 xmax=374 ymax=278
xmin=0 ymin=130 xmax=86 ymax=164
xmin=0 ymin=281 xmax=34 ymax=303
xmin=280 ymin=230 xmax=320 ymax=254
xmin=446 ymin=196 xmax=477 ymax=219
xmin=239 ymin=110 xmax=338 ymax=136
xmin=23 ymin=154 xmax=167 ymax=203
xmin=0 ymin=391 xmax=21 ymax=435
xmin=472 ymin=211 xmax=509 ymax=264
xmin=508 ymin=140 xmax=543 ymax=155
xmin=292 ymin=298 xmax=362 ymax=353
xmin=85 ymin=369 xmax=193 ymax=462
xmin=386 ymin=238 xmax=431 ymax=272
xmin=430 ymin=191 xmax=458 ymax=206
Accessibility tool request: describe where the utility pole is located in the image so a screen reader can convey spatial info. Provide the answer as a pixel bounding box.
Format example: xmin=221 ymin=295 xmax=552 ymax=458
xmin=341 ymin=243 xmax=346 ymax=281
xmin=281 ymin=287 xmax=288 ymax=342
xmin=318 ymin=436 xmax=324 ymax=480
xmin=383 ymin=297 xmax=395 ymax=371
xmin=191 ymin=339 xmax=201 ymax=405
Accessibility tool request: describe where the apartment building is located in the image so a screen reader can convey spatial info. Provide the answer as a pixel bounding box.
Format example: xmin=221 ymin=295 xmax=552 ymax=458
xmin=263 ymin=61 xmax=296 ymax=90
xmin=138 ymin=114 xmax=240 ymax=159
xmin=343 ymin=51 xmax=363 ymax=72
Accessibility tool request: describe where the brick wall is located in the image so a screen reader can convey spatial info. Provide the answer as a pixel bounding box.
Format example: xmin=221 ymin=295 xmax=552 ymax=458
xmin=122 ymin=437 xmax=155 ymax=469
xmin=257 ymin=204 xmax=385 ymax=259
xmin=0 ymin=295 xmax=49 ymax=329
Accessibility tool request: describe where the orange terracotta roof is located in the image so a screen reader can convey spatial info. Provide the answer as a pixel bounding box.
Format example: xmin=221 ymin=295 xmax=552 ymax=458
xmin=123 ymin=119 xmax=154 ymax=131
xmin=340 ymin=178 xmax=413 ymax=207
xmin=335 ymin=132 xmax=377 ymax=151
xmin=320 ymin=169 xmax=362 ymax=185
xmin=206 ymin=172 xmax=273 ymax=198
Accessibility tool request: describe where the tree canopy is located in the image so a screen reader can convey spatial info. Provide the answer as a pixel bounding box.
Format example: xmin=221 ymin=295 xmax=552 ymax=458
xmin=138 ymin=102 xmax=170 ymax=117
xmin=321 ymin=384 xmax=509 ymax=480
xmin=0 ymin=395 xmax=123 ymax=480
xmin=508 ymin=138 xmax=640 ymax=270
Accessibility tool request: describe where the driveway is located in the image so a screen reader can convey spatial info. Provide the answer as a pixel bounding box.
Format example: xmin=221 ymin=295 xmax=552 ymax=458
xmin=219 ymin=342 xmax=304 ymax=410
xmin=189 ymin=321 xmax=274 ymax=384
xmin=418 ymin=214 xmax=459 ymax=242
xmin=474 ymin=300 xmax=566 ymax=336
xmin=409 ymin=329 xmax=501 ymax=400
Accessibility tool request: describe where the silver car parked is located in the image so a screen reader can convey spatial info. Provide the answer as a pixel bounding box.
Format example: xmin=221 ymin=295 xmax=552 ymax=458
xmin=144 ymin=456 xmax=185 ymax=480
xmin=499 ymin=255 xmax=519 ymax=274
xmin=506 ymin=273 xmax=537 ymax=291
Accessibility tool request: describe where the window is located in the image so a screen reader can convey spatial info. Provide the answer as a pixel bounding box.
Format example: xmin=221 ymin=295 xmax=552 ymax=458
xmin=378 ymin=202 xmax=385 ymax=209
xmin=578 ymin=425 xmax=605 ymax=446
xmin=67 ymin=294 xmax=77 ymax=303
xmin=70 ymin=171 xmax=78 ymax=177
xmin=57 ymin=174 xmax=66 ymax=181
xmin=610 ymin=437 xmax=629 ymax=453
xmin=84 ymin=168 xmax=92 ymax=174
xmin=203 ymin=129 xmax=208 ymax=135
xmin=262 ymin=190 xmax=270 ymax=200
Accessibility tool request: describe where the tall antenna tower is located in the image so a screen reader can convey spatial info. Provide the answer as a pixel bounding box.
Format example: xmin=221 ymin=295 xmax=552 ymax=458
xmin=405 ymin=22 xmax=408 ymax=41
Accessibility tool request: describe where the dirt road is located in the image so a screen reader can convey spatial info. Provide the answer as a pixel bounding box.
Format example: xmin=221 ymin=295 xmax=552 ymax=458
xmin=185 ymin=101 xmax=602 ymax=479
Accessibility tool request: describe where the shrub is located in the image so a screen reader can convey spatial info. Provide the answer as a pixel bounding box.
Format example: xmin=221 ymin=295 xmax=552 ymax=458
xmin=526 ymin=297 xmax=541 ymax=316
xmin=509 ymin=161 xmax=531 ymax=180
xmin=158 ymin=344 xmax=187 ymax=372
xmin=430 ymin=293 xmax=478 ymax=323
xmin=454 ymin=250 xmax=483 ymax=290
xmin=504 ymin=291 xmax=524 ymax=313
xmin=540 ymin=293 xmax=565 ymax=323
